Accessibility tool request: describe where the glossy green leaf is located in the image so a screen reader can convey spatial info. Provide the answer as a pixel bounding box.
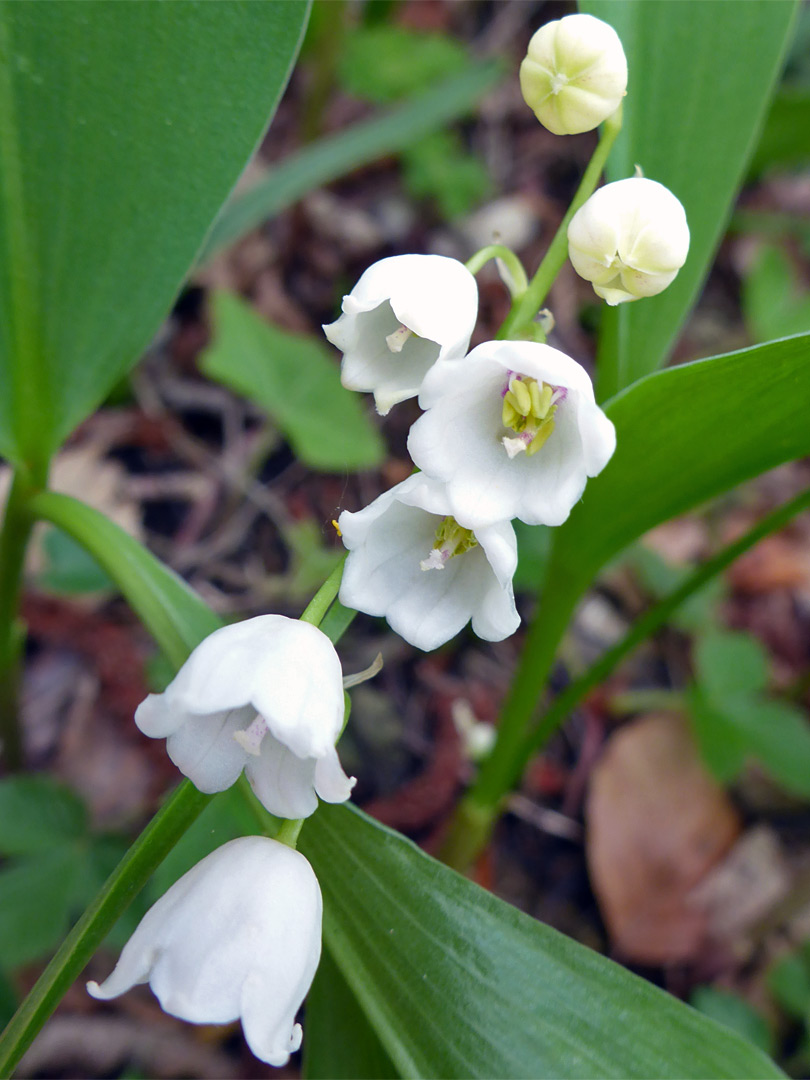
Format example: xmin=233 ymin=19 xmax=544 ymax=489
xmin=0 ymin=776 xmax=86 ymax=856
xmin=582 ymin=0 xmax=797 ymax=397
xmin=0 ymin=1 xmax=308 ymax=469
xmin=305 ymin=945 xmax=398 ymax=1080
xmin=199 ymin=61 xmax=503 ymax=263
xmin=301 ymin=803 xmax=781 ymax=1079
xmin=551 ymin=335 xmax=810 ymax=600
xmin=200 ymin=290 xmax=385 ymax=472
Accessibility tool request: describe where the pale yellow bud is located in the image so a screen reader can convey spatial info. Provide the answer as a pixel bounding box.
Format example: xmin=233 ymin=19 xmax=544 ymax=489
xmin=567 ymin=177 xmax=690 ymax=305
xmin=519 ymin=13 xmax=627 ymax=136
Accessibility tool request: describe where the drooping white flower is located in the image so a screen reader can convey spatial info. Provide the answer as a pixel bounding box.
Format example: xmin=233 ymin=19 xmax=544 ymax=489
xmin=519 ymin=14 xmax=627 ymax=136
xmin=408 ymin=340 xmax=615 ymax=530
xmin=567 ymin=177 xmax=690 ymax=305
xmin=135 ymin=616 xmax=354 ymax=819
xmin=88 ymin=836 xmax=322 ymax=1068
xmin=338 ymin=474 xmax=519 ymax=652
xmin=323 ymin=254 xmax=478 ymax=415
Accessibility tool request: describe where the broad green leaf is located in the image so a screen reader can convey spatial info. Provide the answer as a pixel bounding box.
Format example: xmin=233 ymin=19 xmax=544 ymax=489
xmin=742 ymin=245 xmax=810 ymax=343
xmin=691 ymin=987 xmax=774 ymax=1057
xmin=305 ymin=944 xmax=398 ymax=1080
xmin=301 ymin=803 xmax=781 ymax=1079
xmin=0 ymin=1 xmax=308 ymax=469
xmin=549 ymin=335 xmax=810 ymax=604
xmin=199 ymin=62 xmax=503 ymax=263
xmin=0 ymin=776 xmax=86 ymax=856
xmin=200 ymin=290 xmax=385 ymax=472
xmin=0 ymin=849 xmax=78 ymax=969
xmin=582 ymin=0 xmax=797 ymax=397
xmin=695 ymin=630 xmax=770 ymax=702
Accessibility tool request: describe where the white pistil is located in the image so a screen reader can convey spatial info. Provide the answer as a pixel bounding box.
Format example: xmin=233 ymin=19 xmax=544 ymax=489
xmin=420 ymin=547 xmax=447 ymax=572
xmin=385 ymin=324 xmax=413 ymax=353
xmin=502 ymin=433 xmax=531 ymax=458
xmin=233 ymin=714 xmax=269 ymax=757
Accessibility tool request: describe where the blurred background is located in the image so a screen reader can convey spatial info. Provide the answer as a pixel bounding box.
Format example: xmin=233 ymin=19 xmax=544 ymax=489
xmin=6 ymin=0 xmax=810 ymax=1075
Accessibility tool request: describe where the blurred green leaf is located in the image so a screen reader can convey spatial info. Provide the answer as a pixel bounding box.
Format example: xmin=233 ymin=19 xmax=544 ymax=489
xmin=402 ymin=129 xmax=490 ymax=220
xmin=38 ymin=529 xmax=115 ymax=595
xmin=769 ymin=949 xmax=810 ymax=1020
xmin=583 ymin=0 xmax=798 ymax=397
xmin=689 ymin=687 xmax=749 ymax=785
xmin=742 ymin=245 xmax=810 ymax=343
xmin=338 ymin=26 xmax=470 ymax=104
xmin=690 ymin=987 xmax=774 ymax=1057
xmin=201 ymin=290 xmax=385 ymax=472
xmin=0 ymin=776 xmax=86 ymax=856
xmin=732 ymin=698 xmax=810 ymax=797
xmin=200 ymin=62 xmax=503 ymax=262
xmin=305 ymin=944 xmax=398 ymax=1080
xmin=750 ymin=88 xmax=810 ymax=176
xmin=0 ymin=850 xmax=78 ymax=969
xmin=695 ymin=630 xmax=770 ymax=702
xmin=0 ymin=1 xmax=307 ymax=469
xmin=630 ymin=545 xmax=723 ymax=632
xmin=301 ymin=803 xmax=782 ymax=1079
xmin=0 ymin=971 xmax=16 ymax=1029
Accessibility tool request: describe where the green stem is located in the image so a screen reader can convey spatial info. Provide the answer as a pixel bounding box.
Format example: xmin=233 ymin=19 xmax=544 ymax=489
xmin=465 ymin=244 xmax=529 ymax=298
xmin=0 ymin=467 xmax=46 ymax=771
xmin=440 ymin=485 xmax=810 ymax=870
xmin=300 ymin=554 xmax=346 ymax=626
xmin=498 ymin=107 xmax=622 ymax=341
xmin=0 ymin=781 xmax=211 ymax=1076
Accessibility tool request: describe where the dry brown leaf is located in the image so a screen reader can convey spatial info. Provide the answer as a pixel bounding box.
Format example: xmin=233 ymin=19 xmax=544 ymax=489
xmin=585 ymin=712 xmax=741 ymax=964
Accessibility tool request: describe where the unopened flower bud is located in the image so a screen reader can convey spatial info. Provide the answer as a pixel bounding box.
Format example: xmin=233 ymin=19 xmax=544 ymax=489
xmin=567 ymin=177 xmax=690 ymax=305
xmin=519 ymin=14 xmax=627 ymax=136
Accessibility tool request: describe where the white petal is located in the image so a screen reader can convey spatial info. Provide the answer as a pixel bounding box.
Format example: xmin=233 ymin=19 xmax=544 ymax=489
xmin=250 ymin=620 xmax=345 ymax=759
xmin=314 ymin=746 xmax=356 ymax=804
xmin=244 ymin=735 xmax=319 ymax=819
xmin=165 ymin=707 xmax=252 ymax=793
xmin=134 ymin=693 xmax=183 ymax=739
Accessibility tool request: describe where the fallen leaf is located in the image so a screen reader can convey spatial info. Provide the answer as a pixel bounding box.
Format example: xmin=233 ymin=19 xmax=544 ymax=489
xmin=585 ymin=713 xmax=740 ymax=964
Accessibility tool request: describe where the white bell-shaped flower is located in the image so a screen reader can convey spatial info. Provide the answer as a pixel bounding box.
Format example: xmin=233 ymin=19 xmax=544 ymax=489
xmin=567 ymin=177 xmax=690 ymax=305
xmin=408 ymin=340 xmax=615 ymax=530
xmin=135 ymin=616 xmax=354 ymax=819
xmin=519 ymin=14 xmax=627 ymax=136
xmin=88 ymin=836 xmax=321 ymax=1067
xmin=323 ymin=254 xmax=478 ymax=415
xmin=338 ymin=474 xmax=519 ymax=652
